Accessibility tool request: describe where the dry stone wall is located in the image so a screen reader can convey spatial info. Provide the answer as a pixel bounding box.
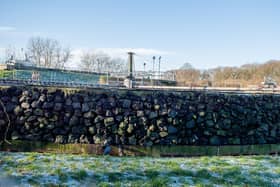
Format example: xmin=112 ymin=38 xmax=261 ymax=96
xmin=1 ymin=86 xmax=280 ymax=146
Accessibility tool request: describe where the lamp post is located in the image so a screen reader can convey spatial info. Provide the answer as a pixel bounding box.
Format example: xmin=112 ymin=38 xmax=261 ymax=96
xmin=152 ymin=56 xmax=156 ymax=76
xmin=152 ymin=56 xmax=156 ymax=86
xmin=158 ymin=56 xmax=161 ymax=79
xmin=144 ymin=62 xmax=146 ymax=72
xmin=143 ymin=62 xmax=146 ymax=85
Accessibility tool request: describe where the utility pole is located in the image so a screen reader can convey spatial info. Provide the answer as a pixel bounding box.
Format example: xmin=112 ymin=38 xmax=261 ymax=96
xmin=152 ymin=56 xmax=156 ymax=86
xmin=158 ymin=56 xmax=161 ymax=79
xmin=152 ymin=56 xmax=156 ymax=76
xmin=143 ymin=62 xmax=146 ymax=85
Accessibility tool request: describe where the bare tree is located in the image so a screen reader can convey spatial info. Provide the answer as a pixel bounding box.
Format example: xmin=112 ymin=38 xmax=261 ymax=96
xmin=81 ymin=51 xmax=126 ymax=73
xmin=28 ymin=37 xmax=44 ymax=66
xmin=42 ymin=38 xmax=57 ymax=67
xmin=81 ymin=52 xmax=96 ymax=72
xmin=54 ymin=46 xmax=71 ymax=69
xmin=27 ymin=37 xmax=71 ymax=68
xmin=5 ymin=46 xmax=16 ymax=61
xmin=110 ymin=58 xmax=126 ymax=73
xmin=95 ymin=52 xmax=111 ymax=73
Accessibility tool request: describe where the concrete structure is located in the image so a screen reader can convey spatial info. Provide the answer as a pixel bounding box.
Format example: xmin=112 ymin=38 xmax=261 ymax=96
xmin=124 ymin=52 xmax=135 ymax=88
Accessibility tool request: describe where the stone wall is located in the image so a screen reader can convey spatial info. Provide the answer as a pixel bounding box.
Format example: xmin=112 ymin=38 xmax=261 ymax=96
xmin=1 ymin=86 xmax=280 ymax=146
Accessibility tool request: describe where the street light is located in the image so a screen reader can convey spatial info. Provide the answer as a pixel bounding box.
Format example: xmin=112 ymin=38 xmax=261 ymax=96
xmin=152 ymin=56 xmax=156 ymax=75
xmin=152 ymin=56 xmax=156 ymax=86
xmin=143 ymin=62 xmax=146 ymax=73
xmin=143 ymin=62 xmax=146 ymax=85
xmin=158 ymin=56 xmax=161 ymax=79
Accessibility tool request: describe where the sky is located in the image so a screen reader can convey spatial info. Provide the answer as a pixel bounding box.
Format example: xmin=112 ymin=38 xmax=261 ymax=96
xmin=0 ymin=0 xmax=280 ymax=71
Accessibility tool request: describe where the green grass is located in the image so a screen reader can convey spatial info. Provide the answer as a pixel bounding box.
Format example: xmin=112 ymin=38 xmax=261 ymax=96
xmin=0 ymin=152 xmax=279 ymax=186
xmin=0 ymin=70 xmax=14 ymax=79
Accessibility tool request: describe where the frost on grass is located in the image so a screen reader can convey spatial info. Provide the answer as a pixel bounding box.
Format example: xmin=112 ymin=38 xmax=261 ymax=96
xmin=0 ymin=152 xmax=279 ymax=186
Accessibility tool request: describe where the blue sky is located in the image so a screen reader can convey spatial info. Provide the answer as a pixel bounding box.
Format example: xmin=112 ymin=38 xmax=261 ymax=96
xmin=0 ymin=0 xmax=280 ymax=70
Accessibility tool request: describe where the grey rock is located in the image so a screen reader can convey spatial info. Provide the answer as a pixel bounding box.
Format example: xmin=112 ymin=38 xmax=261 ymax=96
xmin=39 ymin=123 xmax=44 ymax=128
xmin=84 ymin=111 xmax=95 ymax=118
xmin=210 ymin=136 xmax=221 ymax=145
xmin=128 ymin=136 xmax=137 ymax=145
xmin=122 ymin=99 xmax=131 ymax=108
xmin=42 ymin=102 xmax=54 ymax=109
xmin=203 ymin=130 xmax=212 ymax=136
xmin=154 ymin=104 xmax=160 ymax=110
xmin=84 ymin=119 xmax=92 ymax=126
xmin=222 ymin=119 xmax=231 ymax=129
xmin=54 ymin=103 xmax=63 ymax=111
xmin=217 ymin=130 xmax=227 ymax=136
xmin=14 ymin=106 xmax=22 ymax=115
xmin=104 ymin=117 xmax=114 ymax=127
xmin=127 ymin=124 xmax=134 ymax=134
xmin=31 ymin=101 xmax=40 ymax=108
xmin=168 ymin=109 xmax=177 ymax=118
xmin=24 ymin=108 xmax=32 ymax=116
xmin=270 ymin=129 xmax=277 ymax=137
xmin=69 ymin=116 xmax=79 ymax=126
xmin=167 ymin=125 xmax=178 ymax=134
xmin=82 ymin=103 xmax=90 ymax=112
xmin=53 ymin=128 xmax=67 ymax=135
xmin=228 ymin=138 xmax=240 ymax=145
xmin=72 ymin=102 xmax=81 ymax=109
xmin=72 ymin=126 xmax=86 ymax=135
xmin=65 ymin=98 xmax=72 ymax=106
xmin=19 ymin=96 xmax=26 ymax=103
xmin=80 ymin=135 xmax=89 ymax=144
xmin=39 ymin=95 xmax=46 ymax=102
xmin=22 ymin=90 xmax=30 ymax=97
xmin=21 ymin=102 xmax=30 ymax=109
xmin=47 ymin=124 xmax=55 ymax=130
xmin=206 ymin=120 xmax=215 ymax=127
xmin=27 ymin=115 xmax=37 ymax=122
xmin=55 ymin=135 xmax=67 ymax=144
xmin=105 ymin=110 xmax=113 ymax=117
xmin=88 ymin=126 xmax=96 ymax=135
xmin=11 ymin=131 xmax=20 ymax=140
xmin=67 ymin=134 xmax=79 ymax=143
xmin=145 ymin=140 xmax=153 ymax=146
xmin=94 ymin=115 xmax=104 ymax=123
xmin=257 ymin=136 xmax=266 ymax=144
xmin=93 ymin=135 xmax=103 ymax=144
xmin=186 ymin=120 xmax=195 ymax=129
xmin=5 ymin=103 xmax=16 ymax=113
xmin=54 ymin=95 xmax=64 ymax=103
xmin=159 ymin=131 xmax=168 ymax=138
xmin=199 ymin=111 xmax=205 ymax=117
xmin=33 ymin=109 xmax=43 ymax=116
xmin=149 ymin=111 xmax=158 ymax=119
xmin=136 ymin=110 xmax=145 ymax=117
xmin=43 ymin=134 xmax=54 ymax=142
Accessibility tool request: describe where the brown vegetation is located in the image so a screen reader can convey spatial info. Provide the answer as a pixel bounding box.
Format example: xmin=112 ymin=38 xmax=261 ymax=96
xmin=171 ymin=60 xmax=280 ymax=87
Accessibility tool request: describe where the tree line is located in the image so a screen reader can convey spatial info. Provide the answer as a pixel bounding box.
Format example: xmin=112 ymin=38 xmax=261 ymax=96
xmin=81 ymin=52 xmax=126 ymax=73
xmin=5 ymin=37 xmax=126 ymax=73
xmin=170 ymin=60 xmax=280 ymax=87
xmin=27 ymin=37 xmax=71 ymax=69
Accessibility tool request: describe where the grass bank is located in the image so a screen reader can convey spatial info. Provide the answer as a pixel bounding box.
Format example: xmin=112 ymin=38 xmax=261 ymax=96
xmin=0 ymin=152 xmax=279 ymax=186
